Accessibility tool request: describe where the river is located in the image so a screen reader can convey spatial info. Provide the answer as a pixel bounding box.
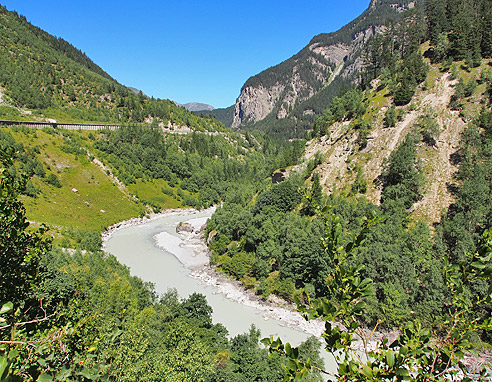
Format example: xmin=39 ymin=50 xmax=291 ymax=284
xmin=103 ymin=207 xmax=337 ymax=376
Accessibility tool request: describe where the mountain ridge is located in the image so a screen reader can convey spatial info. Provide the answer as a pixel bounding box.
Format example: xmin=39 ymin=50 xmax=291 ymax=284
xmin=231 ymin=0 xmax=421 ymax=138
xmin=175 ymin=101 xmax=215 ymax=112
xmin=0 ymin=4 xmax=223 ymax=131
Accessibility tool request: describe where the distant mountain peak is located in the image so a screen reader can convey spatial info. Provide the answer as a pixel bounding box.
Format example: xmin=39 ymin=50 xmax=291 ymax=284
xmin=175 ymin=102 xmax=215 ymax=112
xmin=127 ymin=87 xmax=146 ymax=96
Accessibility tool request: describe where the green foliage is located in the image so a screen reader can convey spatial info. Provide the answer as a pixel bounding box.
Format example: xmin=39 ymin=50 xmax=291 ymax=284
xmin=415 ymin=111 xmax=440 ymax=146
xmin=0 ymin=149 xmax=50 ymax=309
xmin=70 ymin=229 xmax=102 ymax=252
xmin=253 ymin=179 xmax=302 ymax=215
xmin=362 ymin=10 xmax=426 ymax=84
xmin=313 ymin=89 xmax=366 ymax=137
xmin=0 ymin=129 xmax=47 ymax=197
xmin=384 ymin=106 xmax=397 ymax=127
xmin=90 ymin=125 xmax=293 ymax=210
xmin=302 ymin=173 xmax=323 ymax=216
xmin=381 ymin=133 xmax=423 ymax=208
xmin=426 ymin=0 xmax=492 ymax=61
xmin=351 ymin=165 xmax=367 ymax=195
xmin=24 ymin=180 xmax=40 ymax=197
xmin=45 ymin=173 xmax=62 ymax=188
xmin=354 ymin=121 xmax=369 ymax=150
xmin=392 ymin=52 xmax=429 ymax=106
xmin=450 ymin=76 xmax=478 ymax=110
xmin=438 ymin=109 xmax=492 ymax=293
xmin=0 ymin=152 xmax=108 ymax=381
xmin=264 ymin=211 xmax=492 ymax=381
xmin=362 ymin=11 xmax=428 ymax=106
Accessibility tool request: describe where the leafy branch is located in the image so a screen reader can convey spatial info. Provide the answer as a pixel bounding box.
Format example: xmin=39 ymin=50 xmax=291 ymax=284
xmin=263 ymin=208 xmax=492 ymax=381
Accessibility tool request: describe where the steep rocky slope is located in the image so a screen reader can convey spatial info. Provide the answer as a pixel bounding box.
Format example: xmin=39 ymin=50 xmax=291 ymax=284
xmin=231 ymin=0 xmax=420 ymax=137
xmin=300 ymin=59 xmax=491 ymax=224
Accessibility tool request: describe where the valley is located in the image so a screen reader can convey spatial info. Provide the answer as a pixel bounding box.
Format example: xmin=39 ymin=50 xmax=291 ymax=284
xmin=1 ymin=0 xmax=492 ymax=381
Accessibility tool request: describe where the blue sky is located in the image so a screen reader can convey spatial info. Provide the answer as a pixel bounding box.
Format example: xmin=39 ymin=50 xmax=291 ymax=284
xmin=2 ymin=1 xmax=370 ymax=108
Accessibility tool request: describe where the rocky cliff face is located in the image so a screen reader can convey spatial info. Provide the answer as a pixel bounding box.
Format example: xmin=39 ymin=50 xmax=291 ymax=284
xmin=231 ymin=0 xmax=420 ymax=134
xmin=231 ymin=29 xmax=375 ymax=130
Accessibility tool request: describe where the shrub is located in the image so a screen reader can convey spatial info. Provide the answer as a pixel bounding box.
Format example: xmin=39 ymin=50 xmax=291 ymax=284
xmin=384 ymin=106 xmax=397 ymax=127
xmin=45 ymin=173 xmax=61 ymax=188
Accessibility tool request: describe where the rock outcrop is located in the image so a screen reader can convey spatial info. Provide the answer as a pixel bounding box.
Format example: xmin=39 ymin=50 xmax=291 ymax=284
xmin=176 ymin=222 xmax=194 ymax=233
xmin=231 ymin=0 xmax=420 ymax=135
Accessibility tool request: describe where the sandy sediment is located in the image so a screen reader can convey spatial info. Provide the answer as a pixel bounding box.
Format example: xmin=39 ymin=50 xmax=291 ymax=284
xmin=101 ymin=207 xmax=198 ymax=249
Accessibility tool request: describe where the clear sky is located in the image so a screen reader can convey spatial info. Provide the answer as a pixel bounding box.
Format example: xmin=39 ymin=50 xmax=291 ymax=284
xmin=2 ymin=1 xmax=370 ymax=108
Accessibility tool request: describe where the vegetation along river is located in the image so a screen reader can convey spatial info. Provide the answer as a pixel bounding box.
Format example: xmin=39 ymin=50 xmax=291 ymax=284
xmin=103 ymin=207 xmax=336 ymax=375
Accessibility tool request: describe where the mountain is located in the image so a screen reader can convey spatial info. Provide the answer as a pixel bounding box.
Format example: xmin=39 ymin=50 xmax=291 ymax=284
xmin=127 ymin=86 xmax=146 ymax=96
xmin=194 ymin=105 xmax=235 ymax=128
xmin=231 ymin=0 xmax=422 ymax=138
xmin=176 ymin=102 xmax=215 ymax=112
xmin=0 ymin=5 xmax=223 ymax=131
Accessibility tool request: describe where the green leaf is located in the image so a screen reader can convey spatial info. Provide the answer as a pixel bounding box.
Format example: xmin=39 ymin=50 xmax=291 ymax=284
xmin=285 ymin=343 xmax=293 ymax=358
xmin=361 ymin=364 xmax=373 ymax=378
xmin=57 ymin=366 xmax=71 ymax=379
xmin=400 ymin=345 xmax=409 ymax=356
xmin=77 ymin=368 xmax=94 ymax=379
xmin=386 ymin=350 xmax=395 ymax=368
xmin=353 ymin=301 xmax=365 ymax=313
xmin=396 ymin=368 xmax=410 ymax=377
xmin=471 ymin=261 xmax=486 ymax=270
xmin=37 ymin=373 xmax=54 ymax=382
xmin=0 ymin=356 xmax=10 ymax=380
xmin=0 ymin=303 xmax=13 ymax=316
xmin=288 ymin=359 xmax=298 ymax=370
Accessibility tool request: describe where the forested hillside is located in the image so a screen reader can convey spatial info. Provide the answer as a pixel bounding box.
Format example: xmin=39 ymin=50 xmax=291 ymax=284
xmin=0 ymin=5 xmax=223 ymax=130
xmin=0 ymin=123 xmax=305 ymax=250
xmin=206 ymin=0 xmax=492 ymax=342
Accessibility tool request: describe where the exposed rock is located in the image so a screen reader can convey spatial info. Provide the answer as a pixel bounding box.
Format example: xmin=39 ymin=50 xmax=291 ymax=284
xmin=176 ymin=222 xmax=194 ymax=233
xmin=177 ymin=102 xmax=215 ymax=112
xmin=310 ymin=43 xmax=350 ymax=66
xmin=297 ymin=72 xmax=465 ymax=224
xmin=232 ymin=84 xmax=284 ymax=128
xmin=230 ymin=1 xmax=415 ymax=134
xmin=207 ymin=229 xmax=217 ymax=244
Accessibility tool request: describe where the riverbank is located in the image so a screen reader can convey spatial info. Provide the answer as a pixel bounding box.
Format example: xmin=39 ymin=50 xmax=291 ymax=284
xmin=176 ymin=219 xmax=492 ymax=373
xmin=101 ymin=207 xmax=326 ymax=338
xmin=101 ymin=207 xmax=198 ymax=250
xmin=101 ymin=207 xmax=491 ymax=374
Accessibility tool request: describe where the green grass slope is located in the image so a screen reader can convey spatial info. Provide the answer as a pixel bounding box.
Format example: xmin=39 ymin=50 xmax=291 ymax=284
xmin=1 ymin=123 xmax=290 ymax=248
xmin=3 ymin=127 xmax=143 ymax=233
